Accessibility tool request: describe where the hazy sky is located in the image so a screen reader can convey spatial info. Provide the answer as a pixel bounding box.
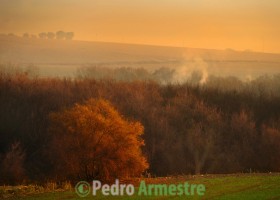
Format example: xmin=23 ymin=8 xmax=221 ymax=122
xmin=1 ymin=0 xmax=280 ymax=53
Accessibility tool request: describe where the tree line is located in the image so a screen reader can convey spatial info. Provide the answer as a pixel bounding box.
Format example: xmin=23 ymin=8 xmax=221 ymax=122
xmin=0 ymin=70 xmax=280 ymax=184
xmin=0 ymin=30 xmax=74 ymax=40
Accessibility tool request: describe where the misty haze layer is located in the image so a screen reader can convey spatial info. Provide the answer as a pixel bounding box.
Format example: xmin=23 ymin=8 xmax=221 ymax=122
xmin=1 ymin=36 xmax=280 ymax=80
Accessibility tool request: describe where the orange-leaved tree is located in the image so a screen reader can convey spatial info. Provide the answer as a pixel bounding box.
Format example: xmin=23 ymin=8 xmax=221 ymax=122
xmin=48 ymin=98 xmax=148 ymax=182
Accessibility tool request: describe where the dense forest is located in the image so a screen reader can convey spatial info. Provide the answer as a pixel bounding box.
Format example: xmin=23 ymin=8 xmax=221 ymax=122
xmin=1 ymin=64 xmax=280 ymax=184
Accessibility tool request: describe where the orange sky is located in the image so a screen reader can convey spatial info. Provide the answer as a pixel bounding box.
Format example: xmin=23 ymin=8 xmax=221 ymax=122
xmin=1 ymin=0 xmax=280 ymax=53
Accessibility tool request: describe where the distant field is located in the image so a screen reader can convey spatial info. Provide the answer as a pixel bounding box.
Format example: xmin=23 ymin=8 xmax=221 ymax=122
xmin=2 ymin=174 xmax=280 ymax=200
xmin=1 ymin=36 xmax=280 ymax=79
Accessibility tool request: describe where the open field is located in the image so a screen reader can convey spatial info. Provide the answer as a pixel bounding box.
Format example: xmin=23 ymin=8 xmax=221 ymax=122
xmin=1 ymin=174 xmax=280 ymax=200
xmin=1 ymin=36 xmax=280 ymax=79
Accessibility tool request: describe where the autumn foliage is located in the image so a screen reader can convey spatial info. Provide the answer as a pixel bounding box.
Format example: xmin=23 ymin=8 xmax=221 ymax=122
xmin=1 ymin=72 xmax=280 ymax=184
xmin=48 ymin=99 xmax=148 ymax=182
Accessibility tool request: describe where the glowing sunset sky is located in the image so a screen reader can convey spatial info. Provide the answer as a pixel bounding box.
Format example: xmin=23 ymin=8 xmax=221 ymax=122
xmin=1 ymin=0 xmax=279 ymax=53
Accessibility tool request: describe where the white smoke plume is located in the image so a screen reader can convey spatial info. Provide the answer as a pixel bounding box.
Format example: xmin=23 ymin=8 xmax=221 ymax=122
xmin=172 ymin=57 xmax=209 ymax=84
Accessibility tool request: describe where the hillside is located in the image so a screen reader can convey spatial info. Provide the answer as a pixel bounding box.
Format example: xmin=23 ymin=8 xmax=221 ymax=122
xmin=1 ymin=36 xmax=280 ymax=78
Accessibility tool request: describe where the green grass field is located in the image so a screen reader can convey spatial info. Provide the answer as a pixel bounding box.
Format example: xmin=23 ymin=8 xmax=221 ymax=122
xmin=1 ymin=173 xmax=280 ymax=200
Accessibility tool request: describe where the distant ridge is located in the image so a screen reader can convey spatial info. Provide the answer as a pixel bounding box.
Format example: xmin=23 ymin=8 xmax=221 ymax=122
xmin=1 ymin=36 xmax=280 ymax=78
xmin=1 ymin=36 xmax=280 ymax=65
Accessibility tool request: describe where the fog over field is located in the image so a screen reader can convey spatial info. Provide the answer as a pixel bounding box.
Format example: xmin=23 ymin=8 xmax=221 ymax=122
xmin=1 ymin=35 xmax=280 ymax=80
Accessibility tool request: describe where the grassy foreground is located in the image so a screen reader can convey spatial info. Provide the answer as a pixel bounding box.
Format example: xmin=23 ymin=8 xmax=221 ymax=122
xmin=1 ymin=173 xmax=280 ymax=200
